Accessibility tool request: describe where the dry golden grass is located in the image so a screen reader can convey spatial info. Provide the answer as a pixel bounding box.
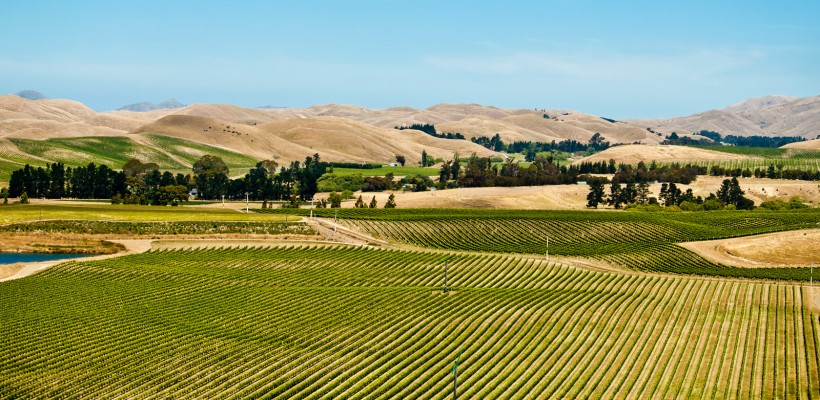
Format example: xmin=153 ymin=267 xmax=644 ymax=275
xmin=783 ymin=138 xmax=820 ymax=149
xmin=680 ymin=230 xmax=820 ymax=268
xmin=577 ymin=144 xmax=748 ymax=164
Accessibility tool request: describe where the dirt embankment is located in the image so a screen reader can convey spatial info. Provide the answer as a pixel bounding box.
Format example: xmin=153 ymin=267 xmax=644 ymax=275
xmin=680 ymin=229 xmax=820 ymax=268
xmin=0 ymin=239 xmax=153 ymax=282
xmin=0 ymin=234 xmax=126 ymax=254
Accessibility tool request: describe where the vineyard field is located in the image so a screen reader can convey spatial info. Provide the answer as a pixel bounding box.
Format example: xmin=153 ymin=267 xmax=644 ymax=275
xmin=261 ymin=208 xmax=820 ymax=280
xmin=0 ymin=220 xmax=315 ymax=236
xmin=1 ymin=245 xmax=818 ymax=398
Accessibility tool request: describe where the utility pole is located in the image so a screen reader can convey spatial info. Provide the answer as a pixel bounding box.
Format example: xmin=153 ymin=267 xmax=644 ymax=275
xmin=245 ymin=192 xmax=249 ymax=213
xmin=451 ymin=349 xmax=462 ymax=400
xmin=439 ymin=259 xmax=450 ymax=293
xmin=545 ymin=235 xmax=549 ymax=263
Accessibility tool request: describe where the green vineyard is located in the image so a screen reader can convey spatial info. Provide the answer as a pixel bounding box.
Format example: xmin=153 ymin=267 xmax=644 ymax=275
xmin=265 ymin=208 xmax=820 ymax=280
xmin=0 ymin=220 xmax=315 ymax=236
xmin=1 ymin=245 xmax=818 ymax=398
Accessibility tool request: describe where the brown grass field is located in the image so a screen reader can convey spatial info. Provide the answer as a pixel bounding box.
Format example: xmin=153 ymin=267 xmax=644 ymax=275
xmin=680 ymin=230 xmax=820 ymax=268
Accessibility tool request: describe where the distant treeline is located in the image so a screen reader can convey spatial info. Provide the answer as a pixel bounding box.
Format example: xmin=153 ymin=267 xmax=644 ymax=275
xmin=324 ymin=162 xmax=382 ymax=170
xmin=662 ymin=131 xmax=805 ymax=147
xmin=395 ymin=124 xmax=465 ymax=140
xmin=586 ymin=177 xmax=757 ymax=211
xmin=709 ymin=164 xmax=820 ymax=181
xmin=6 ymin=154 xmax=328 ymax=206
xmin=472 ymin=133 xmax=611 ymax=158
xmin=453 ymin=155 xmax=701 ymax=188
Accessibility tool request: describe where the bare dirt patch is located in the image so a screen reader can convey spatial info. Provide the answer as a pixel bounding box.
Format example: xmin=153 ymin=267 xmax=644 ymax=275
xmin=680 ymin=230 xmax=820 ymax=268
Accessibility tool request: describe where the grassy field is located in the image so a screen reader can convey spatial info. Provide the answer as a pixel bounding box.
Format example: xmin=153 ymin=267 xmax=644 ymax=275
xmin=1 ymin=245 xmax=817 ymax=398
xmin=0 ymin=135 xmax=259 ymax=181
xmin=0 ymin=203 xmax=292 ymax=224
xmin=264 ymin=208 xmax=820 ymax=280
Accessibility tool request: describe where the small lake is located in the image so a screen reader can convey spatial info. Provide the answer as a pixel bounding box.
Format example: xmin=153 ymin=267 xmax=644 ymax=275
xmin=0 ymin=253 xmax=89 ymax=265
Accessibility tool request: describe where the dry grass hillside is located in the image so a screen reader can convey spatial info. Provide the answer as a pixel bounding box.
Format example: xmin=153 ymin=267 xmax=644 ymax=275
xmin=131 ymin=115 xmax=314 ymax=161
xmin=133 ymin=114 xmax=497 ymax=164
xmin=783 ymin=138 xmax=820 ymax=149
xmin=632 ymin=95 xmax=820 ymax=139
xmin=4 ymin=93 xmax=817 ymax=169
xmin=256 ymin=117 xmax=497 ymax=163
xmin=576 ymin=144 xmax=747 ymax=164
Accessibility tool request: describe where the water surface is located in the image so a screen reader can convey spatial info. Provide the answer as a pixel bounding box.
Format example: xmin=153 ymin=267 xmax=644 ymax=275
xmin=0 ymin=253 xmax=89 ymax=265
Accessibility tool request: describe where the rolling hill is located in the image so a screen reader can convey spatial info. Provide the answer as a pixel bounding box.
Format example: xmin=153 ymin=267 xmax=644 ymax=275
xmin=3 ymin=92 xmax=819 ymax=183
xmin=632 ymin=95 xmax=820 ymax=139
xmin=575 ymin=144 xmax=749 ymax=165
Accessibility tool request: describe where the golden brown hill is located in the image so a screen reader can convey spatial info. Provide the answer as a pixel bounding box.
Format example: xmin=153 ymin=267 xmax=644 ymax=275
xmin=632 ymin=95 xmax=820 ymax=139
xmin=131 ymin=114 xmax=314 ymax=161
xmin=256 ymin=117 xmax=497 ymax=164
xmin=782 ymin=138 xmax=820 ymax=149
xmin=575 ymin=144 xmax=747 ymax=165
xmin=169 ymin=104 xmax=281 ymax=125
xmin=134 ymin=115 xmax=497 ymax=164
xmin=0 ymin=95 xmax=153 ymax=138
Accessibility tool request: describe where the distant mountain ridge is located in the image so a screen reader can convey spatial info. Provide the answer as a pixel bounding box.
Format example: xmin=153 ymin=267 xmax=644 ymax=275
xmin=118 ymin=99 xmax=186 ymax=112
xmin=15 ymin=90 xmax=48 ymax=100
xmin=630 ymin=95 xmax=820 ymax=139
xmin=2 ymin=93 xmax=819 ymax=178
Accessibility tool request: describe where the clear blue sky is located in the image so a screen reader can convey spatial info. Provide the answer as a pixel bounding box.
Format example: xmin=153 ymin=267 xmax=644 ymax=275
xmin=2 ymin=0 xmax=818 ymax=118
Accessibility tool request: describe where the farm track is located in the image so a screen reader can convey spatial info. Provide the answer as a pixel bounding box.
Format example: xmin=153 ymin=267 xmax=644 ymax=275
xmin=1 ymin=244 xmax=819 ymax=398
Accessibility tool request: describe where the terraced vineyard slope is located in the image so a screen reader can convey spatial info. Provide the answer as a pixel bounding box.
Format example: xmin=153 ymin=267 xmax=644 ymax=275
xmin=1 ymin=245 xmax=817 ymax=398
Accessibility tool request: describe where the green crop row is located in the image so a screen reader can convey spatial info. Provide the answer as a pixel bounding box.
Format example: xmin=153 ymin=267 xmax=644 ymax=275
xmin=291 ymin=208 xmax=820 ymax=280
xmin=1 ymin=245 xmax=817 ymax=398
xmin=0 ymin=220 xmax=315 ymax=236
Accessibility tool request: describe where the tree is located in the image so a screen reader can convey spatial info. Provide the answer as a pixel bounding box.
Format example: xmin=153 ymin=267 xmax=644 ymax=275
xmin=384 ymin=193 xmax=397 ymax=208
xmin=450 ymin=153 xmax=460 ymax=180
xmin=525 ymin=148 xmax=537 ymax=162
xmin=607 ymin=182 xmax=623 ymax=209
xmin=395 ymin=154 xmax=406 ymax=167
xmin=20 ymin=192 xmax=29 ymax=204
xmin=586 ymin=180 xmax=606 ymax=208
xmin=193 ymin=155 xmax=229 ymax=200
xmin=354 ymin=195 xmax=365 ymax=208
xmin=328 ymin=192 xmax=342 ymax=208
xmin=369 ymin=196 xmax=377 ymax=208
xmin=636 ymin=182 xmax=650 ymax=204
xmin=421 ymin=150 xmax=428 ymax=167
xmin=1 ymin=187 xmax=9 ymax=205
xmin=717 ymin=177 xmax=754 ymax=209
xmin=716 ymin=179 xmax=732 ymax=204
xmin=439 ymin=161 xmax=452 ymax=183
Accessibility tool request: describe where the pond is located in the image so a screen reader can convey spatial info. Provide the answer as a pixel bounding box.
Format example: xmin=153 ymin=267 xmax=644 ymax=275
xmin=0 ymin=253 xmax=89 ymax=265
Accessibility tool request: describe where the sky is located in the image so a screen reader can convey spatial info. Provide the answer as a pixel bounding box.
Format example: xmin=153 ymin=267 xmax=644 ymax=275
xmin=1 ymin=0 xmax=819 ymax=118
